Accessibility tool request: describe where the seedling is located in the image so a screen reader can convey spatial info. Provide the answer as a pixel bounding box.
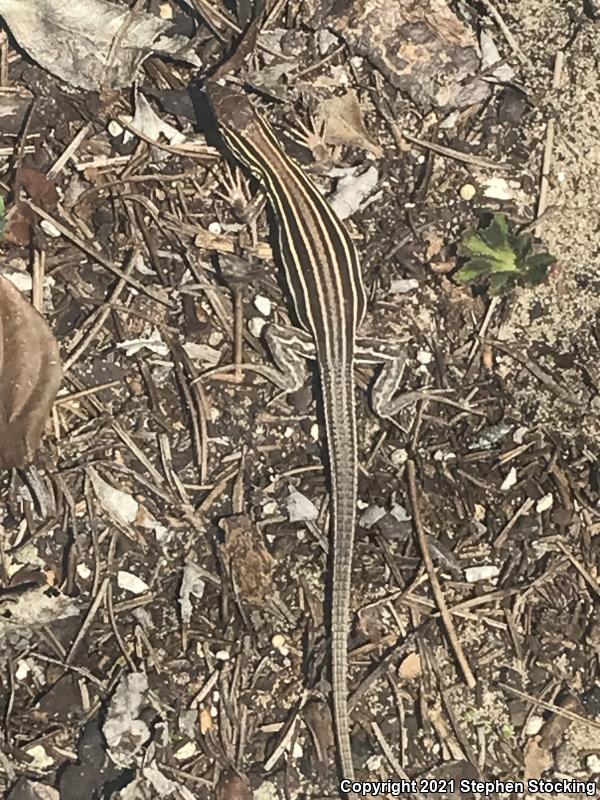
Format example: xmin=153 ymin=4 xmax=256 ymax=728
xmin=455 ymin=212 xmax=556 ymax=295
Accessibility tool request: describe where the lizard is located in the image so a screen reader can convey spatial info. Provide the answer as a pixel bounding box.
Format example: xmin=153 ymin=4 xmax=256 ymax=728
xmin=205 ymin=80 xmax=408 ymax=795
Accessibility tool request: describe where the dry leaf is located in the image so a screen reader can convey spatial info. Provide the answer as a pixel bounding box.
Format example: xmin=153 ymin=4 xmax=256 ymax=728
xmin=524 ymin=735 xmax=552 ymax=779
xmin=220 ymin=514 xmax=275 ymax=602
xmin=87 ymin=466 xmax=138 ymax=525
xmin=215 ymin=771 xmax=252 ymax=800
xmin=0 ymin=585 xmax=79 ymax=632
xmin=0 ymin=0 xmax=200 ymax=91
xmin=102 ymin=672 xmax=150 ymax=768
xmin=317 ymin=90 xmax=383 ymax=157
xmin=198 ymin=707 xmax=212 ymax=735
xmin=398 ymin=651 xmax=422 ymax=681
xmin=0 ymin=276 xmax=62 ymax=469
xmin=5 ymin=168 xmax=58 ymax=246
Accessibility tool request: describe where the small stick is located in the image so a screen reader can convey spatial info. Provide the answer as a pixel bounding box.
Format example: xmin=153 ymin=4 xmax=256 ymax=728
xmin=406 ymin=460 xmax=476 ymax=689
xmin=536 ymin=52 xmax=564 ymax=233
xmin=233 ymin=285 xmax=244 ymax=382
xmin=498 ymin=682 xmax=600 ymax=732
xmin=399 ymin=130 xmax=513 ymax=172
xmin=48 ymin=122 xmax=92 ymax=178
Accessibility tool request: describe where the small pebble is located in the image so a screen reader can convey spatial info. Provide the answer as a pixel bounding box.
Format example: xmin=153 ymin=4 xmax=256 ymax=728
xmin=107 ymin=119 xmax=124 ymax=137
xmin=215 ymin=650 xmax=230 ymax=661
xmin=77 ymin=564 xmax=92 ymax=580
xmin=117 ymin=571 xmax=149 ymax=595
xmin=587 ymin=754 xmax=600 ymax=774
xmin=248 ymin=316 xmax=267 ymax=337
xmin=390 ymin=278 xmax=419 ymax=294
xmin=15 ymin=660 xmax=29 ymax=681
xmin=536 ymin=493 xmax=553 ymax=513
xmin=390 ymin=447 xmax=408 ymax=466
xmin=465 ymin=565 xmax=500 ymax=583
xmin=174 ymin=741 xmax=198 ymax=760
xmin=481 ymin=177 xmax=513 ymax=200
xmin=524 ymin=715 xmax=544 ymax=736
xmin=271 ymin=634 xmax=286 ymax=651
xmin=416 ymin=349 xmax=433 ymax=365
xmin=40 ymin=219 xmax=61 ymax=238
xmin=254 ymin=295 xmax=272 ymax=316
xmin=500 ymin=467 xmax=517 ymax=491
xmin=208 ymin=221 xmax=222 ymax=235
xmin=460 ymin=183 xmax=477 ymax=201
xmin=366 ymin=754 xmax=383 ymax=772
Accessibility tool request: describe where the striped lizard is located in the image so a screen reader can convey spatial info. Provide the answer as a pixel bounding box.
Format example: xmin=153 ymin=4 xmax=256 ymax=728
xmin=206 ymin=81 xmax=409 ymax=794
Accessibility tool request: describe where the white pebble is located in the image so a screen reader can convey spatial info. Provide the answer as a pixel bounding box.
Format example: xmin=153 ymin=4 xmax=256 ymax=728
xmin=215 ymin=650 xmax=230 ymax=661
xmin=481 ymin=177 xmax=513 ymax=200
xmin=390 ymin=447 xmax=408 ymax=466
xmin=536 ymin=493 xmax=553 ymax=513
xmin=254 ymin=295 xmax=272 ymax=316
xmin=524 ymin=715 xmax=544 ymax=736
xmin=587 ymin=754 xmax=600 ymax=773
xmin=40 ymin=219 xmax=61 ymax=238
xmin=174 ymin=741 xmax=198 ymax=760
xmin=208 ymin=221 xmax=222 ymax=235
xmin=500 ymin=467 xmax=517 ymax=491
xmin=15 ymin=659 xmax=30 ymax=681
xmin=117 ymin=571 xmax=149 ymax=595
xmin=248 ymin=316 xmax=267 ymax=337
xmin=460 ymin=183 xmax=477 ymax=201
xmin=107 ymin=119 xmax=124 ymax=137
xmin=465 ymin=565 xmax=500 ymax=583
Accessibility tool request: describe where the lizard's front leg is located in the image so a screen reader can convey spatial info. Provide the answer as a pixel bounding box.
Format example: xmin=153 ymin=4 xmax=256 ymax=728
xmin=260 ymin=322 xmax=316 ymax=393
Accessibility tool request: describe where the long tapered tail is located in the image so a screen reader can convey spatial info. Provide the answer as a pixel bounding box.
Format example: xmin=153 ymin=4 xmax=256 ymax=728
xmin=319 ymin=360 xmax=358 ymax=790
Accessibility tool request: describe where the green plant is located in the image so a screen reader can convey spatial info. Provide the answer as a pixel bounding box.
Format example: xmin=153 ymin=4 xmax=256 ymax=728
xmin=455 ymin=212 xmax=556 ymax=295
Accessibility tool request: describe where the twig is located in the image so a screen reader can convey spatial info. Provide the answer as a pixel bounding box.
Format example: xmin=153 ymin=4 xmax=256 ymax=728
xmin=399 ymin=130 xmax=513 ymax=172
xmin=406 ymin=460 xmax=476 ymax=688
xmin=25 ymin=201 xmax=171 ymax=306
xmin=498 ymin=683 xmax=600 ymax=731
xmin=66 ymin=577 xmax=109 ymax=664
xmin=556 ymin=540 xmax=600 ymax=599
xmin=536 ymin=52 xmax=564 ymax=233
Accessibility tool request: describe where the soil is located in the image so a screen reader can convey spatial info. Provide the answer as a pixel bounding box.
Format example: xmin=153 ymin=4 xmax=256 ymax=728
xmin=0 ymin=1 xmax=598 ymax=799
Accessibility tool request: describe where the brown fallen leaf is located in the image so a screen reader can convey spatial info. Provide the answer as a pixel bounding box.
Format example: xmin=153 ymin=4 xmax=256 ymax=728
xmin=317 ymin=90 xmax=383 ymax=158
xmin=524 ymin=734 xmax=552 ymax=780
xmin=5 ymin=167 xmax=58 ymax=247
xmin=398 ymin=651 xmax=422 ymax=681
xmin=219 ymin=514 xmax=275 ymax=603
xmin=0 ymin=276 xmax=62 ymax=469
xmin=215 ymin=770 xmax=252 ymax=800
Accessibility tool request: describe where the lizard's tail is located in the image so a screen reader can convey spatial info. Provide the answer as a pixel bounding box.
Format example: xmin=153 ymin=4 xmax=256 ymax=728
xmin=319 ymin=359 xmax=358 ymax=796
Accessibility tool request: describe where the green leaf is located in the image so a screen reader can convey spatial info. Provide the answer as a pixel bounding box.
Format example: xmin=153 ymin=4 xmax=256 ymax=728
xmin=454 ymin=212 xmax=555 ymax=296
xmin=488 ymin=272 xmax=513 ymax=294
xmin=455 ymin=257 xmax=494 ymax=282
xmin=480 ymin=213 xmax=509 ymax=250
xmin=512 ymin=231 xmax=533 ymax=259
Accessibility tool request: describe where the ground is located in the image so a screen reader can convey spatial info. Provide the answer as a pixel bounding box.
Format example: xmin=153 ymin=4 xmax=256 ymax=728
xmin=0 ymin=0 xmax=599 ymax=799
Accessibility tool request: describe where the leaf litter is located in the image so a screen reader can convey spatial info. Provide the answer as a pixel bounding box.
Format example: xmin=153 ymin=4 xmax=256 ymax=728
xmin=0 ymin=0 xmax=598 ymax=797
